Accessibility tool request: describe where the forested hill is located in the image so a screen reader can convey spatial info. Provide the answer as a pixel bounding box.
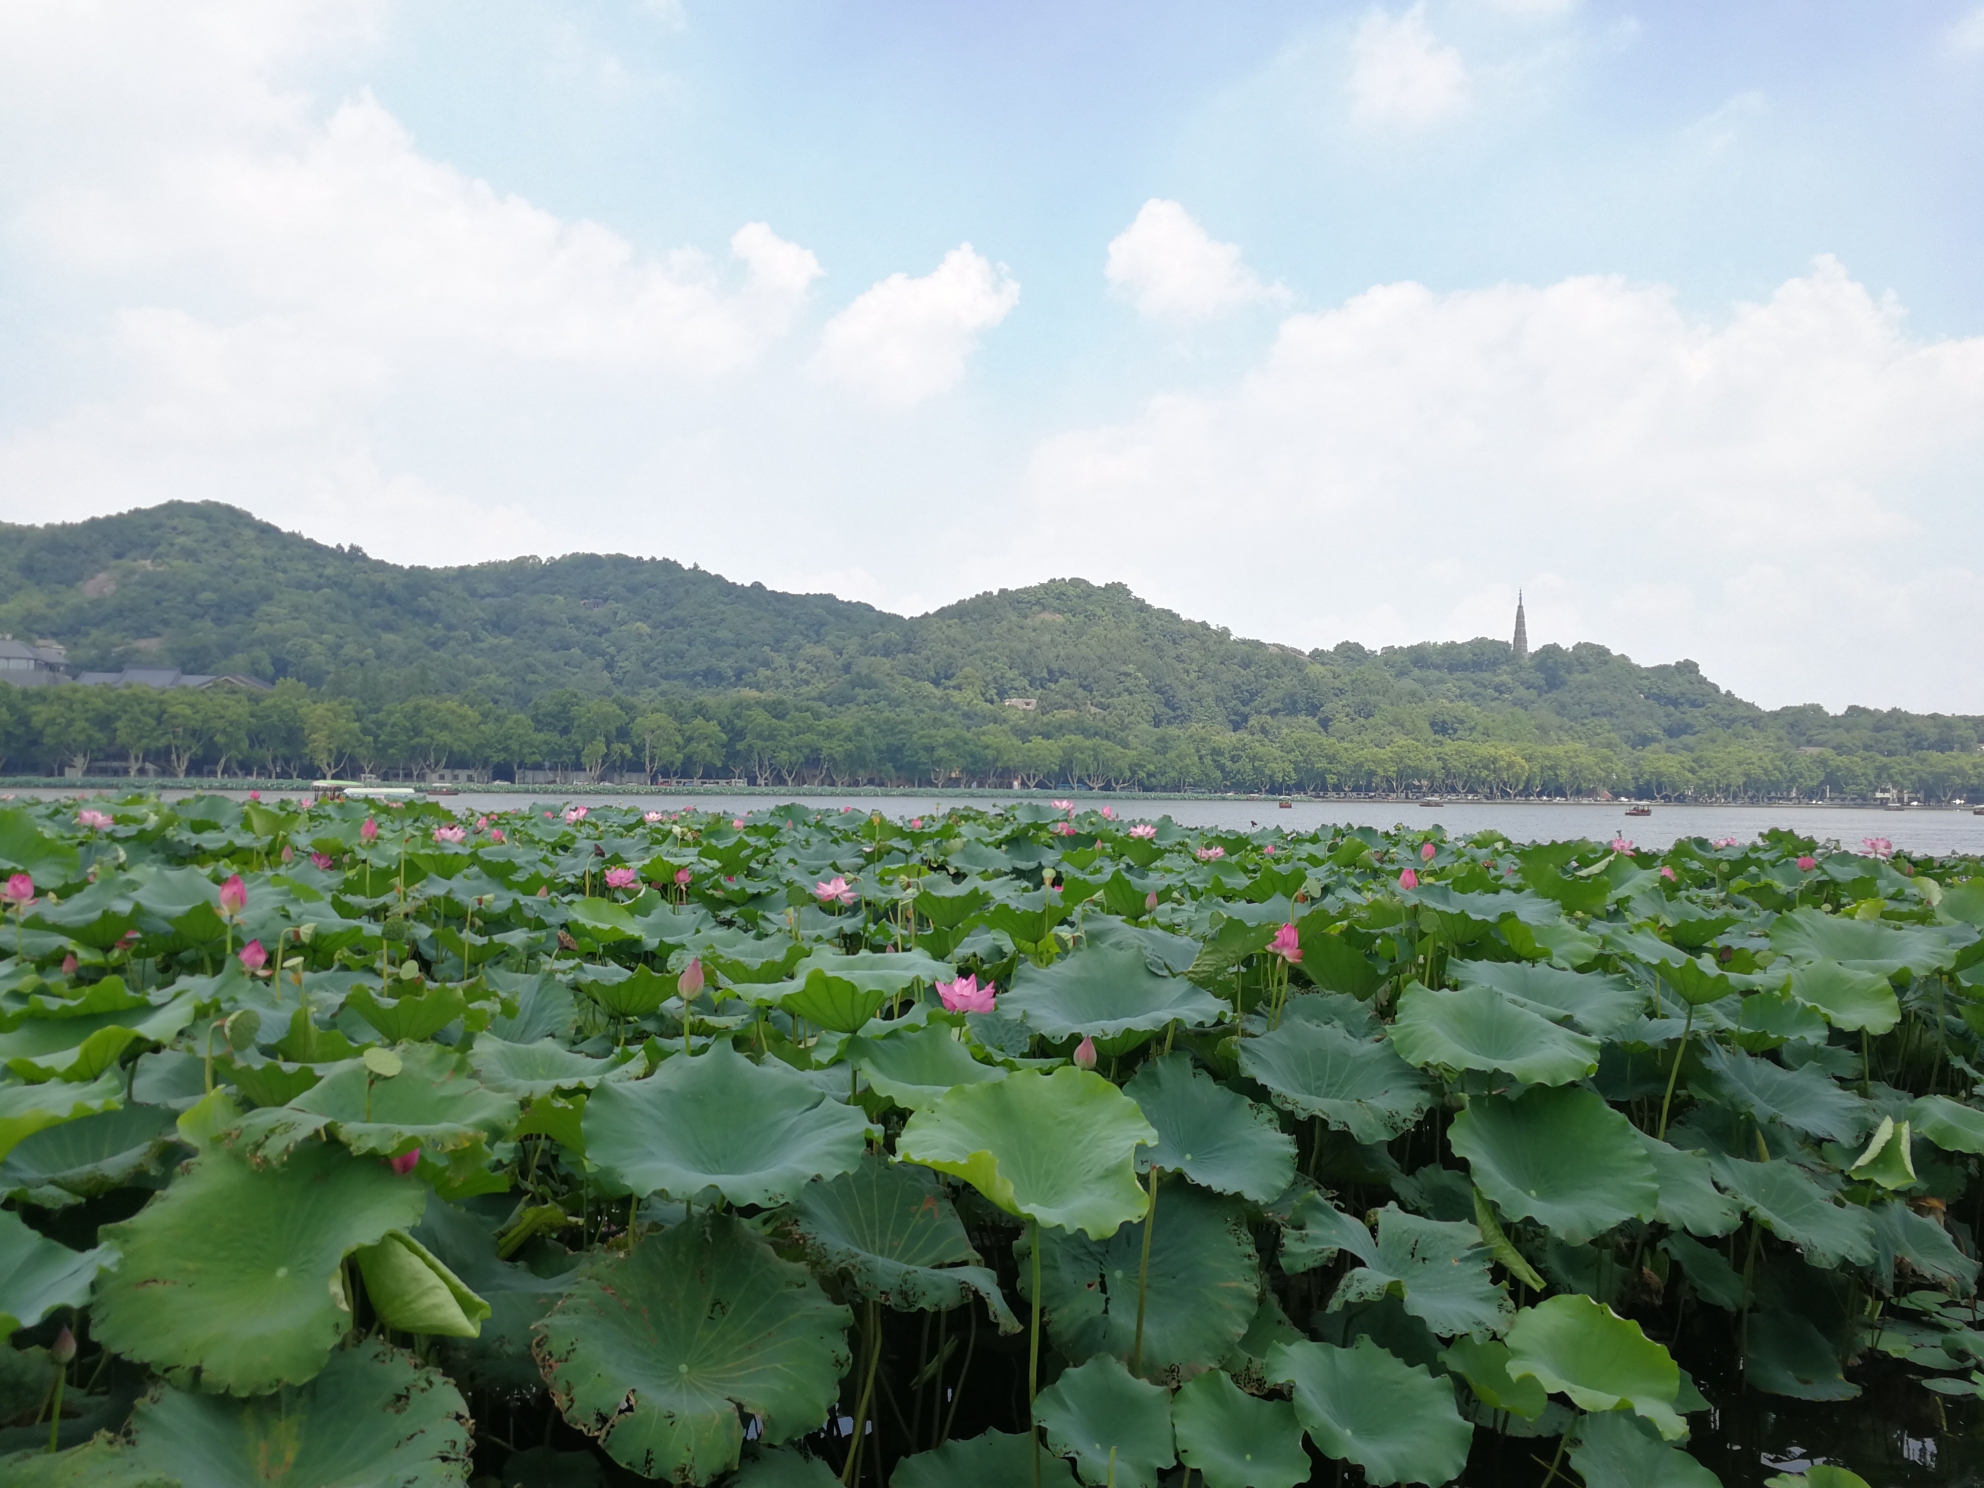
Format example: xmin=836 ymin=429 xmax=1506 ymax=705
xmin=1 ymin=502 xmax=1978 ymax=771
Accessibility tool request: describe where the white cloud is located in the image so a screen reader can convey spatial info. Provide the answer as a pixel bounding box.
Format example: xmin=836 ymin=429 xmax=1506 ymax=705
xmin=1022 ymin=259 xmax=1984 ymax=712
xmin=811 ymin=246 xmax=1019 ymax=406
xmin=1104 ymin=199 xmax=1281 ymax=320
xmin=1348 ymin=4 xmax=1469 ymax=129
xmin=1949 ymin=6 xmax=1984 ymax=53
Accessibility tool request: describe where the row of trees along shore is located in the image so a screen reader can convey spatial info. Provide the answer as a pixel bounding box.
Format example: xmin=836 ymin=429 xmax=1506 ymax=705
xmin=4 ymin=678 xmax=1980 ymax=802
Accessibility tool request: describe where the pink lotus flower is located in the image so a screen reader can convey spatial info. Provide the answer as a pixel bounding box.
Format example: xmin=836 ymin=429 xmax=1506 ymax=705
xmin=489 ymin=828 xmax=506 ymax=844
xmin=1195 ymin=846 xmax=1225 ymax=862
xmin=218 ymin=875 xmax=248 ymax=917
xmin=77 ymin=809 xmax=113 ymax=830
xmin=238 ymin=939 xmax=268 ymax=972
xmin=910 ymin=818 xmax=924 ymax=830
xmin=1862 ymin=837 xmax=1894 ymax=859
xmin=937 ymin=974 xmax=997 ymax=1013
xmin=544 ymin=811 xmax=556 ymax=818
xmin=1398 ymin=867 xmax=1419 ymax=890
xmin=310 ymin=851 xmax=335 ymax=870
xmin=679 ymin=958 xmax=705 ymax=998
xmin=280 ymin=844 xmax=294 ymax=864
xmin=1420 ymin=841 xmax=1436 ymax=862
xmin=564 ymin=806 xmax=588 ymax=824
xmin=1054 ymin=822 xmax=1076 ymax=836
xmin=360 ymin=818 xmax=379 ymax=844
xmin=61 ymin=954 xmax=78 ymax=976
xmin=1145 ymin=891 xmax=1159 ymax=911
xmin=1100 ymin=806 xmax=1116 ymax=820
xmin=1660 ymin=865 xmax=1676 ymax=881
xmin=604 ymin=867 xmax=638 ymax=890
xmin=3 ymin=873 xmax=34 ymax=908
xmin=1264 ymin=844 xmax=1276 ymax=856
xmin=1072 ymin=1036 xmax=1097 ymax=1070
xmin=1128 ymin=823 xmax=1157 ymax=840
xmin=476 ymin=816 xmax=490 ymax=831
xmin=389 ymin=1149 xmax=421 ymax=1176
xmin=644 ymin=810 xmax=665 ymax=824
xmin=1796 ymin=855 xmax=1817 ymax=871
xmin=815 ymin=875 xmax=856 ymax=905
xmin=674 ymin=867 xmax=692 ymax=886
xmin=51 ymin=1326 xmax=75 ymax=1366
xmin=248 ymin=790 xmax=261 ymax=802
xmin=733 ymin=818 xmax=747 ymax=829
xmin=1609 ymin=838 xmax=1636 ymax=854
xmin=432 ymin=825 xmax=466 ymax=844
xmin=1712 ymin=836 xmax=1740 ymax=849
xmin=1269 ymin=923 xmax=1303 ymax=963
xmin=1052 ymin=799 xmax=1073 ymax=811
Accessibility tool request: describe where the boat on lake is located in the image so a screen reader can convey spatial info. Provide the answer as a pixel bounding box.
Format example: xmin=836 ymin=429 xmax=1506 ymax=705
xmin=1625 ymin=805 xmax=1652 ymax=817
xmin=1419 ymin=799 xmax=1445 ymax=808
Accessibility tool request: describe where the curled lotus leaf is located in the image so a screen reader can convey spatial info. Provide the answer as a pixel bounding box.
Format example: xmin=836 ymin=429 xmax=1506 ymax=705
xmin=1390 ymin=982 xmax=1600 ymax=1086
xmin=1268 ymin=1336 xmax=1473 ymax=1487
xmin=1124 ymin=1052 xmax=1295 ymax=1203
xmin=1785 ymin=961 xmax=1900 ymax=1035
xmin=1033 ymin=1353 xmax=1177 ymax=1488
xmin=1745 ymin=1309 xmax=1859 ymax=1402
xmin=582 ymin=1038 xmax=869 ymax=1207
xmin=1505 ymin=1293 xmax=1686 ymax=1440
xmin=0 ymin=991 xmax=198 ymax=1082
xmin=533 ymin=1213 xmax=851 ymax=1483
xmin=1003 ymin=945 xmax=1228 ymax=1041
xmin=1170 ymin=1367 xmax=1311 ymax=1488
xmin=0 ymin=1208 xmax=111 ymax=1338
xmin=1449 ymin=1086 xmax=1657 ymax=1245
xmin=123 ymin=1340 xmax=472 ymax=1488
xmin=1326 ymin=1203 xmax=1511 ymax=1340
xmin=1907 ymin=1093 xmax=1984 ymax=1155
xmin=0 ymin=1103 xmax=179 ymax=1208
xmin=0 ymin=1070 xmax=127 ymax=1164
xmin=1440 ymin=1336 xmax=1547 ymax=1421
xmin=466 ymin=1033 xmax=643 ymax=1097
xmin=230 ymin=1042 xmax=518 ymax=1165
xmin=351 ymin=1229 xmax=490 ymax=1338
xmin=898 ymin=1066 xmax=1156 ymax=1238
xmin=1236 ymin=1017 xmax=1434 ymax=1145
xmin=92 ymin=1141 xmax=427 ymax=1394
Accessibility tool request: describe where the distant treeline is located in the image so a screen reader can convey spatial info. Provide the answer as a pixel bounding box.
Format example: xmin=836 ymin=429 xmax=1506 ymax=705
xmin=4 ymin=679 xmax=1977 ymax=803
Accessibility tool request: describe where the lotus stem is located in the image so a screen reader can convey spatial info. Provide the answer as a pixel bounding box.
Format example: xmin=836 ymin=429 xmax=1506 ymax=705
xmin=1537 ymin=1429 xmax=1568 ymax=1488
xmin=938 ymin=1302 xmax=976 ymax=1449
xmin=1030 ymin=1218 xmax=1043 ymax=1488
xmin=1654 ymin=999 xmax=1694 ymax=1141
xmin=44 ymin=1368 xmax=62 ymax=1454
xmin=841 ymin=1298 xmax=883 ymax=1486
xmin=1132 ymin=1167 xmax=1158 ymax=1376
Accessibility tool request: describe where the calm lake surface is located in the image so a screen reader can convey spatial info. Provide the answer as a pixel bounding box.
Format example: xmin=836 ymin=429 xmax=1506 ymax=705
xmin=16 ymin=786 xmax=1984 ymax=855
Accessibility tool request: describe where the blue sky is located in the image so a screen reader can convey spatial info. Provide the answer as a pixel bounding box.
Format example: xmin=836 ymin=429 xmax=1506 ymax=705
xmin=2 ymin=2 xmax=1982 ymax=712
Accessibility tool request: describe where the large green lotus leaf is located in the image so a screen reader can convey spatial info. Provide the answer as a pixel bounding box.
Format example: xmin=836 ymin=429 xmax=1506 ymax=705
xmin=341 ymin=983 xmax=466 ymax=1043
xmin=1440 ymin=1336 xmax=1547 ymax=1420
xmin=352 ymin=1229 xmax=490 ymax=1338
xmin=891 ymin=1429 xmax=1078 ymax=1488
xmin=0 ymin=1103 xmax=179 ymax=1208
xmin=584 ymin=1040 xmax=868 ymax=1207
xmin=1003 ymin=945 xmax=1228 ymax=1040
xmin=1033 ymin=1353 xmax=1177 ymax=1488
xmin=575 ymin=963 xmax=677 ymax=1019
xmin=563 ymin=896 xmax=642 ymax=942
xmin=123 ymin=1340 xmax=472 ymax=1487
xmin=1707 ymin=1156 xmax=1876 ymax=1267
xmin=1446 ymin=960 xmax=1643 ymax=1038
xmin=1769 ymin=907 xmax=1956 ymax=976
xmin=0 ymin=1070 xmax=126 ymax=1163
xmin=0 ymin=808 xmax=80 ymax=885
xmin=1031 ymin=1178 xmax=1258 ymax=1381
xmin=0 ymin=1208 xmax=111 ymax=1337
xmin=1785 ymin=961 xmax=1899 ymax=1034
xmin=1745 ymin=1310 xmax=1858 ymax=1401
xmin=1449 ymin=1087 xmax=1657 ymax=1245
xmin=1659 ymin=1234 xmax=1744 ymax=1310
xmin=233 ymin=1042 xmax=518 ymax=1164
xmin=776 ymin=969 xmax=889 ymax=1034
xmin=1122 ymin=1052 xmax=1294 ymax=1203
xmin=533 ymin=1214 xmax=851 ymax=1482
xmin=1277 ymin=1189 xmax=1377 ymax=1275
xmin=1660 ymin=956 xmax=1741 ymax=1009
xmin=0 ymin=1437 xmax=177 ymax=1487
xmin=898 ymin=1067 xmax=1156 ymax=1238
xmin=845 ymin=1023 xmax=1008 ymax=1111
xmin=1268 ymin=1336 xmax=1473 ymax=1487
xmin=1867 ymin=1198 xmax=1978 ymax=1293
xmin=1081 ymin=915 xmax=1203 ymax=976
xmin=1635 ymin=1133 xmax=1741 ymax=1238
xmin=1236 ymin=1018 xmax=1433 ymax=1145
xmin=1692 ymin=1046 xmax=1871 ymax=1145
xmin=791 ymin=947 xmax=954 ymax=995
xmin=1571 ymin=1412 xmax=1720 ymax=1488
xmin=784 ymin=1153 xmax=1018 ymax=1330
xmin=1505 ymin=1294 xmax=1684 ymax=1439
xmin=0 ymin=991 xmax=198 ymax=1081
xmin=1907 ymin=1094 xmax=1984 ymax=1155
xmin=1328 ymin=1204 xmax=1510 ymax=1339
xmin=729 ymin=1446 xmax=837 ymax=1486
xmin=1170 ymin=1367 xmax=1310 ymax=1488
xmin=466 ymin=1034 xmax=642 ymax=1097
xmin=1390 ymin=983 xmax=1599 ymax=1086
xmin=410 ymin=1198 xmax=567 ymax=1393
xmin=92 ymin=1141 xmax=427 ymax=1394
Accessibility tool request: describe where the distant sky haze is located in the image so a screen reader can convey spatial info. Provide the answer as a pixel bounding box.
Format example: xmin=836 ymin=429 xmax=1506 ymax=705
xmin=2 ymin=2 xmax=1981 ymax=712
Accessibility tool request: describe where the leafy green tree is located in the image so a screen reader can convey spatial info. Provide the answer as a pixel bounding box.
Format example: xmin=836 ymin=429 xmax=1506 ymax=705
xmin=302 ymin=700 xmax=368 ymax=778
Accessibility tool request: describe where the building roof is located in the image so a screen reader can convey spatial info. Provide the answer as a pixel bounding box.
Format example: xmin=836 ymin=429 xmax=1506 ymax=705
xmin=0 ymin=638 xmax=67 ymax=666
xmin=74 ymin=669 xmax=272 ymax=691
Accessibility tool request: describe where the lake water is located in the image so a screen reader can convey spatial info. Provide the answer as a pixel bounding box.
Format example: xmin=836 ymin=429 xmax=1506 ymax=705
xmin=13 ymin=786 xmax=1984 ymax=856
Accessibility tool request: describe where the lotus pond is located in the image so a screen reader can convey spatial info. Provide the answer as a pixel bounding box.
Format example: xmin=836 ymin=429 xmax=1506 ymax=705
xmin=0 ymin=795 xmax=1982 ymax=1488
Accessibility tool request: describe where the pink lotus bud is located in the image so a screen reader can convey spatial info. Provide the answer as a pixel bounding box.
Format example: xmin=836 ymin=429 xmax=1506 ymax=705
xmin=51 ymin=1326 xmax=75 ymax=1365
xmin=910 ymin=818 xmax=923 ymax=830
xmin=217 ymin=874 xmax=247 ymax=917
xmin=674 ymin=867 xmax=692 ymax=886
xmin=1264 ymin=844 xmax=1276 ymax=855
xmin=389 ymin=1149 xmax=420 ymax=1176
xmin=2 ymin=873 xmax=32 ymax=907
xmin=489 ymin=828 xmax=506 ymax=844
xmin=476 ymin=816 xmax=489 ymax=831
xmin=1072 ymin=1036 xmax=1097 ymax=1070
xmin=1796 ymin=856 xmax=1817 ymax=871
xmin=280 ymin=844 xmax=294 ymax=863
xmin=1270 ymin=923 xmax=1303 ymax=963
xmin=1420 ymin=841 xmax=1436 ymax=862
xmin=604 ymin=867 xmax=638 ymax=890
xmin=61 ymin=954 xmax=78 ymax=976
xmin=679 ymin=958 xmax=705 ymax=997
xmin=1100 ymin=806 xmax=1116 ymax=820
xmin=360 ymin=818 xmax=379 ymax=843
xmin=238 ymin=939 xmax=268 ymax=972
xmin=248 ymin=790 xmax=261 ymax=802
xmin=1145 ymin=891 xmax=1159 ymax=911
xmin=1398 ymin=867 xmax=1419 ymax=890
xmin=536 ymin=884 xmax=550 ymax=897
xmin=733 ymin=818 xmax=746 ymax=829
xmin=1660 ymin=865 xmax=1675 ymax=881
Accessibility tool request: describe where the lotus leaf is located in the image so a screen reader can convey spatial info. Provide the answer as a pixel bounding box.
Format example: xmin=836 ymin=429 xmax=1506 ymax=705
xmin=1447 ymin=960 xmax=1643 ymax=1038
xmin=1770 ymin=907 xmax=1956 ymax=976
xmin=574 ymin=962 xmax=678 ymax=1019
xmin=1003 ymin=944 xmax=1228 ymax=1041
xmin=0 ymin=1208 xmax=110 ymax=1337
xmin=1745 ymin=1309 xmax=1858 ymax=1400
xmin=1169 ymin=1368 xmax=1309 ymax=1488
xmin=342 ymin=983 xmax=467 ymax=1043
xmin=1571 ymin=1412 xmax=1719 ymax=1488
xmin=123 ymin=1340 xmax=472 ymax=1487
xmin=1707 ymin=1155 xmax=1876 ymax=1267
xmin=583 ymin=1039 xmax=869 ymax=1207
xmin=845 ymin=1022 xmax=1008 ymax=1111
xmin=1441 ymin=1335 xmax=1547 ymax=1420
xmin=1390 ymin=982 xmax=1600 ymax=1086
xmin=792 ymin=947 xmax=954 ymax=995
xmin=533 ymin=1214 xmax=851 ymax=1482
xmin=0 ymin=1103 xmax=179 ymax=1207
xmin=891 ymin=1429 xmax=1078 ymax=1488
xmin=1504 ymin=1294 xmax=1685 ymax=1439
xmin=1847 ymin=1116 xmax=1916 ymax=1189
xmin=1907 ymin=1093 xmax=1984 ymax=1155
xmin=1237 ymin=1018 xmax=1433 ymax=1145
xmin=1660 ymin=1233 xmax=1745 ymax=1310
xmin=1122 ymin=1052 xmax=1295 ymax=1203
xmin=352 ymin=1228 xmax=490 ymax=1338
xmin=784 ymin=1153 xmax=1017 ymax=1329
xmin=898 ymin=1067 xmax=1156 ymax=1238
xmin=0 ymin=1071 xmax=126 ymax=1163
xmin=466 ymin=1034 xmax=642 ymax=1097
xmin=1030 ymin=1178 xmax=1258 ymax=1379
xmin=232 ymin=1042 xmax=517 ymax=1164
xmin=1786 ymin=960 xmax=1900 ymax=1034
xmin=1327 ymin=1204 xmax=1510 ymax=1339
xmin=1693 ymin=1045 xmax=1872 ymax=1144
xmin=0 ymin=991 xmax=197 ymax=1082
xmin=1033 ymin=1353 xmax=1177 ymax=1488
xmin=0 ymin=1437 xmax=176 ymax=1487
xmin=729 ymin=1446 xmax=837 ymax=1485
xmin=1268 ymin=1336 xmax=1472 ymax=1487
xmin=92 ymin=1141 xmax=427 ymax=1393
xmin=1867 ymin=1198 xmax=1978 ymax=1293
xmin=1635 ymin=1132 xmax=1742 ymax=1238
xmin=1449 ymin=1087 xmax=1657 ymax=1244
xmin=777 ymin=968 xmax=889 ymax=1033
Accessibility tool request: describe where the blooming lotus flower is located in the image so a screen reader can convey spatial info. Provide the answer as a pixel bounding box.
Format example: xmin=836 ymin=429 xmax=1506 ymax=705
xmin=644 ymin=810 xmax=665 ymax=824
xmin=1052 ymin=799 xmax=1073 ymax=811
xmin=360 ymin=818 xmax=379 ymax=844
xmin=733 ymin=818 xmax=747 ymax=829
xmin=815 ymin=876 xmax=856 ymax=905
xmin=1264 ymin=844 xmax=1276 ymax=855
xmin=1609 ymin=838 xmax=1636 ymax=854
xmin=432 ymin=825 xmax=467 ymax=844
xmin=1195 ymin=845 xmax=1225 ymax=861
xmin=910 ymin=818 xmax=924 ymax=830
xmin=238 ymin=939 xmax=268 ymax=973
xmin=1072 ymin=1036 xmax=1097 ymax=1070
xmin=77 ymin=809 xmax=113 ymax=830
xmin=1128 ymin=823 xmax=1158 ymax=840
xmin=476 ymin=816 xmax=490 ymax=831
xmin=1712 ymin=836 xmax=1740 ymax=849
xmin=2 ymin=873 xmax=33 ymax=908
xmin=218 ymin=875 xmax=248 ymax=918
xmin=1660 ymin=865 xmax=1676 ymax=881
xmin=937 ymin=974 xmax=997 ymax=1013
xmin=1862 ymin=837 xmax=1894 ymax=860
xmin=490 ymin=828 xmax=506 ymax=844
xmin=604 ymin=867 xmax=638 ymax=890
xmin=1054 ymin=822 xmax=1076 ymax=836
xmin=1420 ymin=841 xmax=1436 ymax=862
xmin=390 ymin=1149 xmax=421 ymax=1176
xmin=564 ymin=806 xmax=589 ymax=824
xmin=1100 ymin=806 xmax=1116 ymax=820
xmin=674 ymin=867 xmax=692 ymax=886
xmin=310 ymin=851 xmax=335 ymax=870
xmin=248 ymin=790 xmax=261 ymax=802
xmin=1398 ymin=867 xmax=1419 ymax=890
xmin=1269 ymin=923 xmax=1303 ymax=963
xmin=1796 ymin=855 xmax=1817 ymax=871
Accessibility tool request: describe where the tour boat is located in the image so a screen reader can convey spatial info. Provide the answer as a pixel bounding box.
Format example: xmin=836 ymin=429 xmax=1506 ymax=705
xmin=1625 ymin=805 xmax=1652 ymax=817
xmin=1419 ymin=799 xmax=1445 ymax=808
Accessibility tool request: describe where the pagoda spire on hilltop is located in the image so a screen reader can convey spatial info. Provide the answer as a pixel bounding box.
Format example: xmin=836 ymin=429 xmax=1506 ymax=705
xmin=1513 ymin=591 xmax=1529 ymax=662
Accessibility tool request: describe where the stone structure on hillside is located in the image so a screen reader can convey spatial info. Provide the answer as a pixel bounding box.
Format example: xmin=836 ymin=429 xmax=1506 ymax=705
xmin=1513 ymin=592 xmax=1529 ymax=662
